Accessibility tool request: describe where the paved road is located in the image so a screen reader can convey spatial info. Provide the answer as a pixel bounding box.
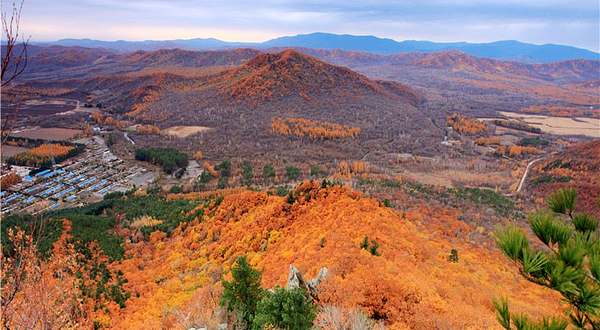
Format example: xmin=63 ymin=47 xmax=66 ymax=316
xmin=516 ymin=158 xmax=543 ymax=193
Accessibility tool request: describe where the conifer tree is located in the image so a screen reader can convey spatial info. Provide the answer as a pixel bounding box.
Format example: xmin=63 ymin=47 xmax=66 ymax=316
xmin=494 ymin=188 xmax=600 ymax=329
xmin=252 ymin=287 xmax=316 ymax=330
xmin=221 ymin=256 xmax=265 ymax=329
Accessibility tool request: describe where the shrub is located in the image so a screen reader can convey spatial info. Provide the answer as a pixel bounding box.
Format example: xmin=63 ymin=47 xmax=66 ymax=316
xmin=263 ymin=164 xmax=275 ymax=183
xmin=274 ymin=186 xmax=290 ymax=197
xmin=218 ymin=177 xmax=229 ymax=189
xmin=310 ymin=165 xmax=324 ymax=177
xmin=242 ymin=160 xmax=253 ymax=186
xmin=286 ymin=166 xmax=300 ymax=181
xmin=286 ymin=192 xmax=296 ymax=204
xmin=519 ymin=137 xmax=549 ymax=147
xmin=369 ymin=240 xmax=380 ymax=256
xmin=252 ymin=287 xmax=316 ymax=330
xmin=215 ymin=160 xmax=232 ymax=177
xmin=174 ymin=167 xmax=186 ymax=179
xmin=169 ymin=185 xmax=183 ymax=194
xmin=360 ymin=236 xmax=369 ymax=250
xmin=449 ymin=249 xmax=459 ymax=262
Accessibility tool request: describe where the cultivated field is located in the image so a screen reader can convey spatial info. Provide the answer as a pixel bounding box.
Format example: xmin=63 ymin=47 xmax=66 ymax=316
xmin=11 ymin=127 xmax=83 ymax=140
xmin=1 ymin=145 xmax=30 ymax=159
xmin=403 ymin=169 xmax=513 ymax=190
xmin=499 ymin=111 xmax=600 ymax=138
xmin=163 ymin=125 xmax=211 ymax=138
xmin=1 ymin=98 xmax=77 ymax=117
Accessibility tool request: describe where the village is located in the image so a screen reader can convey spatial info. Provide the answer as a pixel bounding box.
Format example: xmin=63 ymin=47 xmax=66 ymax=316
xmin=1 ymin=135 xmax=152 ymax=215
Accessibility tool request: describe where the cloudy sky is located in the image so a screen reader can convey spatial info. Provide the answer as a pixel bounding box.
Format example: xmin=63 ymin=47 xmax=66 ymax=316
xmin=12 ymin=0 xmax=600 ymax=51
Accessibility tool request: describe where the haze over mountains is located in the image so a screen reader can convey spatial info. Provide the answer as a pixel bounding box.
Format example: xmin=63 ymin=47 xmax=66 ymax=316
xmin=36 ymin=32 xmax=600 ymax=63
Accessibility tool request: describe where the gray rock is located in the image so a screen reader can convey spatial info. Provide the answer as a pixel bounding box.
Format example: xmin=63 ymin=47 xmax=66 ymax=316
xmin=286 ymin=264 xmax=328 ymax=300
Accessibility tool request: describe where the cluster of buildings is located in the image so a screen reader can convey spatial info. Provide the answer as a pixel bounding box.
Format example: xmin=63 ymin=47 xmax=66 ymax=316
xmin=1 ymin=137 xmax=149 ymax=216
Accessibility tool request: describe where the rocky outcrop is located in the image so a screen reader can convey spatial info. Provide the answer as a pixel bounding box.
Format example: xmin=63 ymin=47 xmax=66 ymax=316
xmin=286 ymin=264 xmax=328 ymax=300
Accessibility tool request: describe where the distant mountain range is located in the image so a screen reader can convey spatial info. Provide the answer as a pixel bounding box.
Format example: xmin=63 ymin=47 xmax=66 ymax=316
xmin=35 ymin=32 xmax=599 ymax=63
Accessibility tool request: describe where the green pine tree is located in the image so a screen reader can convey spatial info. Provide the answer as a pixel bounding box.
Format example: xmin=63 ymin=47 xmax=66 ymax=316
xmin=494 ymin=188 xmax=600 ymax=329
xmin=220 ymin=256 xmax=265 ymax=329
xmin=360 ymin=236 xmax=369 ymax=250
xmin=252 ymin=287 xmax=316 ymax=330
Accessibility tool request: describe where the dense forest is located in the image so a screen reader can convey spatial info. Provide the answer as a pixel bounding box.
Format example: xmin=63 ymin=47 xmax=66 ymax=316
xmin=135 ymin=147 xmax=189 ymax=174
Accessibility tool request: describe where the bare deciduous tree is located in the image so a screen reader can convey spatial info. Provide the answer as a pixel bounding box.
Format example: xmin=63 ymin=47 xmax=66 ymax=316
xmin=1 ymin=1 xmax=28 ymax=87
xmin=2 ymin=0 xmax=29 ymax=144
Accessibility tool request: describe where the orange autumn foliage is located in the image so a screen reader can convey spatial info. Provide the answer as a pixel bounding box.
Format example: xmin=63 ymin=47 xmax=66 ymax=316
xmin=1 ymin=173 xmax=22 ymax=189
xmin=475 ymin=137 xmax=501 ymax=146
xmin=83 ymin=124 xmax=93 ymax=137
xmin=137 ymin=124 xmax=161 ymax=134
xmin=333 ymin=161 xmax=371 ymax=181
xmin=92 ymin=113 xmax=103 ymax=125
xmin=495 ymin=145 xmax=541 ymax=158
xmin=29 ymin=143 xmax=74 ymax=157
xmin=1 ymin=222 xmax=89 ymax=329
xmin=108 ymin=182 xmax=561 ymax=329
xmin=116 ymin=120 xmax=128 ymax=129
xmin=203 ymin=161 xmax=218 ymax=178
xmin=271 ymin=117 xmax=360 ymax=141
xmin=529 ymin=140 xmax=600 ymax=219
xmin=446 ymin=113 xmax=488 ymax=135
xmin=194 ymin=151 xmax=203 ymax=161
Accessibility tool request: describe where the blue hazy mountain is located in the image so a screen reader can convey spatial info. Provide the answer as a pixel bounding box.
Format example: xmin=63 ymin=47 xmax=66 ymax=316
xmin=262 ymin=33 xmax=599 ymax=62
xmin=38 ymin=32 xmax=599 ymax=63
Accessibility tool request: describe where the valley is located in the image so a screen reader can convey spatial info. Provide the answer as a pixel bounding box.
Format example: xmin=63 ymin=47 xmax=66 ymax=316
xmin=1 ymin=40 xmax=599 ymax=330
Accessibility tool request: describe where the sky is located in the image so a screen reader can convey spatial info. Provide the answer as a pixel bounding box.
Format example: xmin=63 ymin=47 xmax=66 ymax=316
xmin=9 ymin=0 xmax=600 ymax=51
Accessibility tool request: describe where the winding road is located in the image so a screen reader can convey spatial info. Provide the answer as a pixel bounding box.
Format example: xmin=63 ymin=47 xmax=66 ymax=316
xmin=516 ymin=158 xmax=543 ymax=194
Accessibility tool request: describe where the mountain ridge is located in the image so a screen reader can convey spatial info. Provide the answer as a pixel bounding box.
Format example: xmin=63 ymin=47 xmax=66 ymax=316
xmin=33 ymin=32 xmax=600 ymax=63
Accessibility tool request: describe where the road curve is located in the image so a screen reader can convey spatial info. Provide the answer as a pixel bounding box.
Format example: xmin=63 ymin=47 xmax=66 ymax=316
xmin=517 ymin=158 xmax=543 ymax=194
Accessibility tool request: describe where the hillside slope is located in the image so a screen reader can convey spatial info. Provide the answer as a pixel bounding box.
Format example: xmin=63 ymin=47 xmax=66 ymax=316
xmin=528 ymin=140 xmax=600 ymax=218
xmin=207 ymin=49 xmax=422 ymax=104
xmin=107 ymin=182 xmax=561 ymax=329
xmin=121 ymin=49 xmax=433 ymax=158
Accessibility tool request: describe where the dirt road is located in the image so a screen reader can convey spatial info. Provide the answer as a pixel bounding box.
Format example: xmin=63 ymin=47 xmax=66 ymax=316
xmin=517 ymin=158 xmax=543 ymax=193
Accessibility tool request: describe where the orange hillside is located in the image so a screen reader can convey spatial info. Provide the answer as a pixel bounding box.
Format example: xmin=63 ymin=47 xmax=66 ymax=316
xmin=110 ymin=182 xmax=561 ymax=329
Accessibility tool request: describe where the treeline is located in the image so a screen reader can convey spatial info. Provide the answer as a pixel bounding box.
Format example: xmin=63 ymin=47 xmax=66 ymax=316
xmin=135 ymin=147 xmax=188 ymax=174
xmin=518 ymin=137 xmax=549 ymax=147
xmin=271 ymin=117 xmax=360 ymax=141
xmin=492 ymin=119 xmax=541 ymax=133
xmin=494 ymin=145 xmax=541 ymax=158
xmin=7 ymin=142 xmax=85 ymax=168
xmin=446 ymin=113 xmax=487 ymax=135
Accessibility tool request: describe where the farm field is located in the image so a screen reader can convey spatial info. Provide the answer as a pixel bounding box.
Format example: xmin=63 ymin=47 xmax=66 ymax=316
xmin=1 ymin=145 xmax=30 ymax=160
xmin=498 ymin=111 xmax=600 ymax=138
xmin=1 ymin=98 xmax=77 ymax=117
xmin=402 ymin=169 xmax=513 ymax=190
xmin=163 ymin=125 xmax=211 ymax=138
xmin=10 ymin=127 xmax=83 ymax=140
